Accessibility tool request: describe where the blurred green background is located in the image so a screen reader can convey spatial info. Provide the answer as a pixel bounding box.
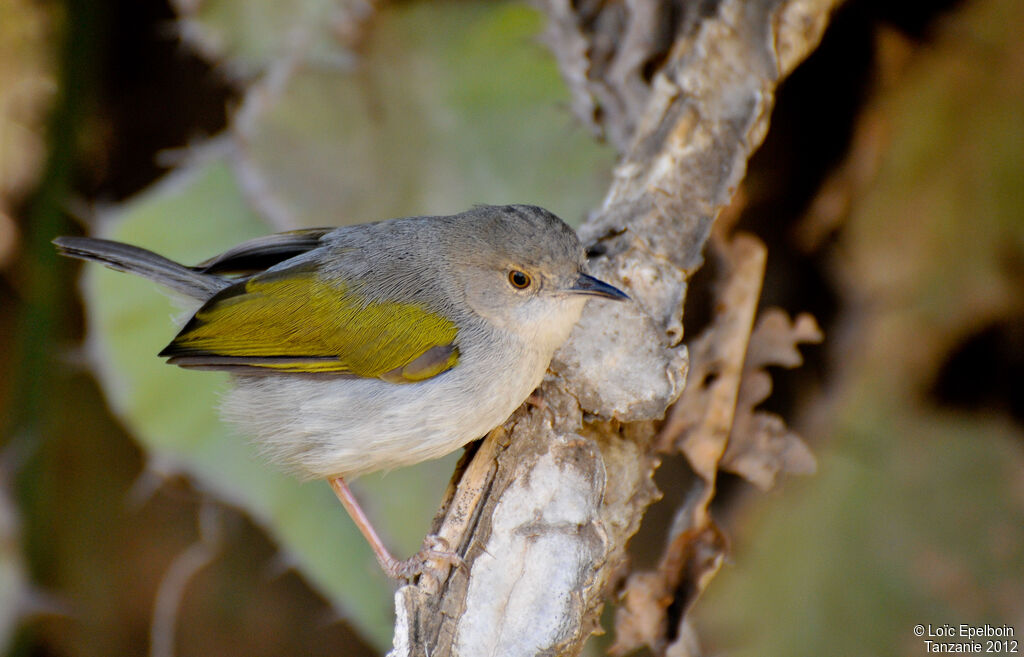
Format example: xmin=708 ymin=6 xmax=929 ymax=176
xmin=1 ymin=0 xmax=1021 ymax=656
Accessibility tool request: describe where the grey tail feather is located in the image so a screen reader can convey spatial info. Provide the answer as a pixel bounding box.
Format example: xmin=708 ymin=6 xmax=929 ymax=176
xmin=53 ymin=236 xmax=230 ymax=299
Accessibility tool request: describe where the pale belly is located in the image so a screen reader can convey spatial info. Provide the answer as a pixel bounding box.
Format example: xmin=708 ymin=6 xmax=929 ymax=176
xmin=221 ymin=341 xmax=550 ymax=480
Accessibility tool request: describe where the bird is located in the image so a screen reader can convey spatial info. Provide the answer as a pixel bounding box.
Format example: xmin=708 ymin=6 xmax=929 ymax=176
xmin=54 ymin=203 xmax=628 ymax=578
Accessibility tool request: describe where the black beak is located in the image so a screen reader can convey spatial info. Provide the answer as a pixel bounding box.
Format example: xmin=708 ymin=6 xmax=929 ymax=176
xmin=569 ymin=273 xmax=630 ymax=301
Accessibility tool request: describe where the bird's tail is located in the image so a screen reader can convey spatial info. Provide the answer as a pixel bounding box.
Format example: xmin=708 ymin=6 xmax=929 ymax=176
xmin=53 ymin=236 xmax=229 ymax=299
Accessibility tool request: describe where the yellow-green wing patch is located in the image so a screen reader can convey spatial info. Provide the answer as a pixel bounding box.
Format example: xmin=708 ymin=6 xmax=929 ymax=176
xmin=160 ymin=268 xmax=459 ymax=380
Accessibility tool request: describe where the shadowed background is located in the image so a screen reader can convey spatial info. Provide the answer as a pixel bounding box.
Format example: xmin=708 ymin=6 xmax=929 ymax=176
xmin=1 ymin=0 xmax=1021 ymax=655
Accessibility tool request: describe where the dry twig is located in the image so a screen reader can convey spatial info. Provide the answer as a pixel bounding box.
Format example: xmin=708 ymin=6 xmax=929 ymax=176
xmin=390 ymin=1 xmax=840 ymax=655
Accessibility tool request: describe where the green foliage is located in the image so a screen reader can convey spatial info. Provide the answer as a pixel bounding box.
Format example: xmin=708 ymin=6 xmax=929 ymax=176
xmin=232 ymin=2 xmax=609 ymax=228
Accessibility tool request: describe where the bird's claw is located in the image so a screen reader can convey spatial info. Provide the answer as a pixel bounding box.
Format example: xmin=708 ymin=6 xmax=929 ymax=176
xmin=381 ymin=534 xmax=465 ymax=581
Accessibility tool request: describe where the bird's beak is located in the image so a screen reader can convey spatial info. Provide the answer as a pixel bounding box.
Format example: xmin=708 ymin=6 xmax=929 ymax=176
xmin=568 ymin=273 xmax=630 ymax=301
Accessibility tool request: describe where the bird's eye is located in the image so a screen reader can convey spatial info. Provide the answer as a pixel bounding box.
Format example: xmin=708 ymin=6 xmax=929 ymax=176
xmin=508 ymin=270 xmax=532 ymax=289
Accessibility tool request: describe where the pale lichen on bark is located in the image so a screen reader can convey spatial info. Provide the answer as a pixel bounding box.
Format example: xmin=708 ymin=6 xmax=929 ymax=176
xmin=390 ymin=1 xmax=840 ymax=655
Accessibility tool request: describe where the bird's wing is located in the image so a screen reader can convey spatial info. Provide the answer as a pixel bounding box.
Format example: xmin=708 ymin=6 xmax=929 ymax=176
xmin=194 ymin=228 xmax=335 ymax=275
xmin=158 ymin=265 xmax=459 ymax=382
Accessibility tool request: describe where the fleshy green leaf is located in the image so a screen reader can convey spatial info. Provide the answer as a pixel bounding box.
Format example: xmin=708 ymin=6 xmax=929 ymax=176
xmin=234 ymin=2 xmax=610 ymax=228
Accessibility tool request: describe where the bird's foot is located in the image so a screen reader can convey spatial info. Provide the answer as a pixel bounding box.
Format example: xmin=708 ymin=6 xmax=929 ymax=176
xmin=329 ymin=477 xmax=465 ymax=582
xmin=380 ymin=535 xmax=465 ymax=581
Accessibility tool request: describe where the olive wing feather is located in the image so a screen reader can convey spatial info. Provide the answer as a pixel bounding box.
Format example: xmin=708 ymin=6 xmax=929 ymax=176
xmin=159 ymin=267 xmax=459 ymax=382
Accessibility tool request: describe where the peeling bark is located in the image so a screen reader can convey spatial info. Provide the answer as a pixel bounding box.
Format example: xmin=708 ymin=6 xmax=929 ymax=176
xmin=390 ymin=0 xmax=840 ymax=655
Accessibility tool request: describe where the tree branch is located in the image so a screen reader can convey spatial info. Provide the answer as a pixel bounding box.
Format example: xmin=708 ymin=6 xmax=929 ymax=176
xmin=390 ymin=0 xmax=839 ymax=655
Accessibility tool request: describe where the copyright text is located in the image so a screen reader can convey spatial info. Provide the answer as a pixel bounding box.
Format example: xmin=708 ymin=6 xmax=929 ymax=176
xmin=913 ymin=624 xmax=1018 ymax=654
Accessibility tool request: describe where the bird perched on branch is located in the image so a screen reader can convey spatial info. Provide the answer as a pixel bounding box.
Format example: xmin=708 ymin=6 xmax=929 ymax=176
xmin=55 ymin=204 xmax=628 ymax=578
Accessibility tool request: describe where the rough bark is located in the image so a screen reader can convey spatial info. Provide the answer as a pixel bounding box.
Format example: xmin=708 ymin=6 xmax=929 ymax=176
xmin=390 ymin=0 xmax=840 ymax=655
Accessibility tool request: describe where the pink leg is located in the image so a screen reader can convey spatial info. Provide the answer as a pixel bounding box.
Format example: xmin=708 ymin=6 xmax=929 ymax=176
xmin=329 ymin=477 xmax=400 ymax=572
xmin=329 ymin=477 xmax=463 ymax=580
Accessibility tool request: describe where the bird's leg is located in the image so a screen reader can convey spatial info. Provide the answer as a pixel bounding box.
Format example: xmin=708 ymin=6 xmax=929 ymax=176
xmin=328 ymin=477 xmax=464 ymax=580
xmin=328 ymin=477 xmax=398 ymax=570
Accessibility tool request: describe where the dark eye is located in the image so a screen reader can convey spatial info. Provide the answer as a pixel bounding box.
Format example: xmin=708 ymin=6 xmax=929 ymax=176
xmin=508 ymin=270 xmax=532 ymax=289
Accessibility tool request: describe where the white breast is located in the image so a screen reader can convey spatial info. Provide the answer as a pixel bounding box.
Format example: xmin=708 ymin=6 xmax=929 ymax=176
xmin=220 ymin=328 xmax=551 ymax=480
